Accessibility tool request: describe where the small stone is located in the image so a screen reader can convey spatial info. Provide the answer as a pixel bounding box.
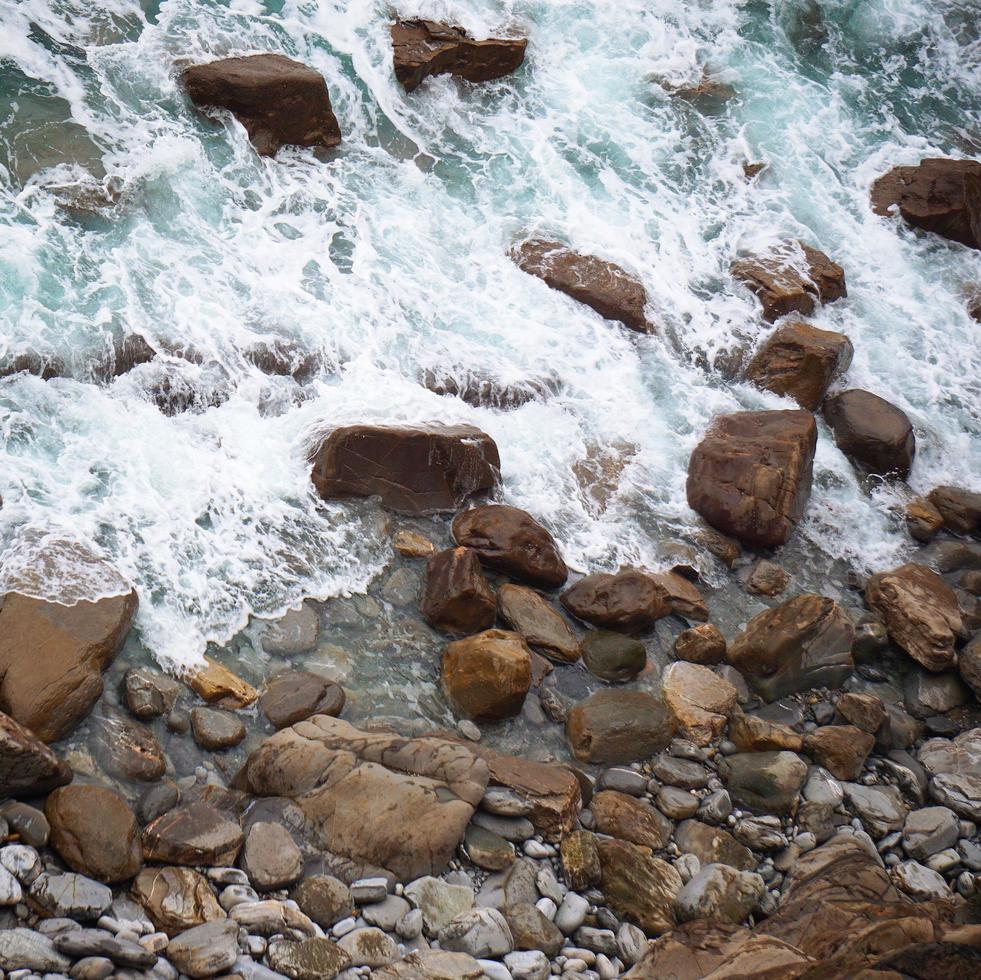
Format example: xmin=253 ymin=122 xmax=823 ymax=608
xmin=0 ymin=863 xmax=22 ymax=904
xmin=259 ymin=671 xmax=345 ymax=729
xmin=464 ymin=825 xmax=515 ymax=871
xmin=0 ymin=843 xmax=41 ymax=884
xmin=615 ymin=922 xmax=648 ymax=966
xmin=187 ymin=657 xmax=258 ymax=708
xmin=472 ymin=811 xmax=535 ymax=842
xmin=566 ymin=690 xmax=676 ymax=765
xmin=190 ymin=707 xmax=246 ymax=750
xmin=745 ymin=561 xmax=788 ymax=597
xmin=579 ymin=631 xmax=646 ymax=682
xmin=122 ymin=668 xmax=181 ymax=720
xmin=137 ymin=781 xmax=181 ymax=825
xmin=30 ymin=872 xmax=112 ymax=920
xmin=504 ymin=949 xmax=549 ymax=980
xmin=673 ymin=624 xmax=726 ymax=665
xmin=836 ymin=693 xmax=886 ymax=734
xmin=903 ymin=806 xmax=960 ymax=861
xmin=241 ymin=822 xmax=303 ymax=891
xmin=166 ymin=919 xmax=240 ymax=977
xmin=0 ymin=801 xmax=49 ymax=846
xmin=590 ymin=791 xmax=673 ymax=850
xmin=596 ymin=839 xmax=682 ymax=935
xmin=597 ymin=767 xmax=648 ymax=796
xmin=481 ymin=788 xmax=534 ymax=817
xmin=502 ymin=902 xmax=563 ymax=957
xmin=393 ymin=529 xmax=435 ymax=558
xmin=657 ymin=786 xmax=699 ymax=820
xmin=351 ymin=877 xmax=389 ymax=904
xmin=719 ymin=751 xmax=808 ymax=815
xmin=363 ymin=894 xmax=410 ymax=931
xmin=54 ymin=929 xmax=156 ymax=969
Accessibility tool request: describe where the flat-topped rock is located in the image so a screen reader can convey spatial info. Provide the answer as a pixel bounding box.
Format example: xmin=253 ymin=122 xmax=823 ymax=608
xmin=260 ymin=670 xmax=345 ymax=729
xmin=142 ymin=803 xmax=244 ymax=867
xmin=823 ymin=389 xmax=916 ymax=478
xmin=0 ymin=710 xmax=72 ymax=797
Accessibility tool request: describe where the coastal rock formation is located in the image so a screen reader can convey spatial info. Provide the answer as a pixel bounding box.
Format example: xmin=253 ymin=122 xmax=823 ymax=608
xmin=391 ymin=20 xmax=527 ymax=92
xmin=686 ymin=409 xmax=817 ymax=549
xmin=310 ymin=423 xmax=500 ymax=515
xmin=183 ymin=54 xmax=342 ymax=156
xmin=420 ymin=547 xmax=497 ymax=635
xmin=871 ymin=157 xmax=981 ymax=249
xmin=512 ymin=239 xmax=654 ymax=333
xmin=744 ymin=321 xmax=853 ymax=410
xmin=441 ymin=629 xmax=533 ymax=720
xmin=561 ymin=569 xmax=670 ymax=633
xmin=823 ymin=388 xmax=916 ymax=478
xmin=0 ymin=711 xmax=72 ymax=797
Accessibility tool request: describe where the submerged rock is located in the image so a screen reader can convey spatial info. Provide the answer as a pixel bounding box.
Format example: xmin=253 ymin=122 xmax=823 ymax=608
xmin=497 ymin=584 xmax=579 ymax=663
xmin=823 ymin=388 xmax=916 ymax=478
xmin=187 ymin=656 xmax=258 ymax=708
xmin=579 ymin=630 xmax=646 ymax=680
xmin=421 ymin=547 xmax=497 ymax=635
xmin=183 ymin=54 xmax=342 ymax=156
xmin=0 ymin=710 xmax=72 ymax=798
xmin=259 ymin=670 xmax=345 ymax=729
xmin=442 ymin=630 xmax=533 ymax=721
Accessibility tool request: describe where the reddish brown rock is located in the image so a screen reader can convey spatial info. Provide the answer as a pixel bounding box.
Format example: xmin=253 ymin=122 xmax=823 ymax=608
xmin=906 ymin=497 xmax=944 ymax=543
xmin=561 ymin=570 xmax=670 ymax=633
xmin=662 ymin=662 xmax=739 ymax=746
xmin=452 ymin=505 xmax=567 ymax=590
xmin=512 ymin=239 xmax=653 ymax=333
xmin=835 ymin=693 xmax=887 ymax=734
xmin=871 ymin=158 xmax=981 ymax=249
xmin=597 ymin=838 xmax=682 ymax=936
xmin=441 ymin=630 xmax=532 ymax=721
xmin=804 ymin=725 xmax=875 ymax=781
xmin=183 ymin=54 xmax=341 ymax=157
xmin=142 ymin=803 xmax=244 ymax=867
xmin=746 ymin=559 xmax=789 ymax=597
xmin=731 ymin=242 xmax=846 ymax=321
xmin=497 ymin=584 xmax=579 ymax=663
xmin=591 ymin=791 xmax=673 ymax=850
xmin=310 ymin=423 xmax=500 ymax=515
xmin=391 ymin=20 xmax=527 ymax=93
xmin=686 ymin=410 xmax=817 ymax=549
xmin=745 ymin=321 xmax=853 ymax=410
xmin=928 ymin=486 xmax=981 ymax=536
xmin=823 ymin=389 xmax=915 ymax=479
xmin=728 ymin=708 xmax=803 ymax=753
xmin=0 ymin=711 xmax=72 ymax=798
xmin=651 ymin=572 xmax=709 ymax=622
xmin=132 ymin=866 xmax=226 ymax=937
xmin=673 ymin=624 xmax=726 ymax=665
xmin=566 ymin=690 xmax=676 ymax=765
xmin=420 ymin=547 xmax=497 ymax=635
xmin=187 ymin=657 xmax=257 ymax=709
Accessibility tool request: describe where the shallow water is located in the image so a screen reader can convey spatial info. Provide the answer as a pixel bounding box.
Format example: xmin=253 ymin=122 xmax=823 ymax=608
xmin=1 ymin=0 xmax=979 ymax=676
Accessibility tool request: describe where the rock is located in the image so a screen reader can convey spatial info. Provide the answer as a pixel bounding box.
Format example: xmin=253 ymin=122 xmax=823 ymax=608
xmin=560 ymin=831 xmax=601 ymax=891
xmin=512 ymin=239 xmax=652 ymax=333
xmin=931 ymin=772 xmax=981 ymax=820
xmin=142 ymin=803 xmax=244 ymax=866
xmin=46 ymin=785 xmax=142 ymax=883
xmin=183 ymin=54 xmax=341 ymax=157
xmin=240 ymin=822 xmax=303 ymax=891
xmin=696 ymin=527 xmax=742 ymax=568
xmin=465 ymin=824 xmax=515 ymax=871
xmin=259 ymin=671 xmax=345 ymax=729
xmin=745 ymin=560 xmax=789 ymax=597
xmin=591 ymin=790 xmax=672 ymax=849
xmin=452 ymin=505 xmax=567 ymax=590
xmin=673 ymin=624 xmax=726 ymax=665
xmin=311 ymin=423 xmax=499 ymax=515
xmin=54 ymin=929 xmax=156 ymax=968
xmin=554 ymin=891 xmax=590 ymax=936
xmin=393 ymin=529 xmax=435 ymax=558
xmin=375 ymin=949 xmax=483 ymax=980
xmin=842 ymin=783 xmax=906 ymax=836
xmin=871 ymin=157 xmax=981 ymax=249
xmin=675 ymin=864 xmax=764 ymax=924
xmin=497 ymin=584 xmax=578 ymax=662
xmin=291 ymin=875 xmax=353 ymax=930
xmin=442 ymin=629 xmax=532 ymax=721
xmin=421 ymin=547 xmax=497 ymax=635
xmin=726 ymin=594 xmax=854 ymax=701
xmin=836 ymin=692 xmax=887 ymax=733
xmin=745 ymin=321 xmax=853 ymax=410
xmin=190 ymin=707 xmax=246 ymax=750
xmin=657 ymin=785 xmax=699 ymax=820
xmin=122 ymin=668 xmax=181 ymax=720
xmin=91 ymin=712 xmax=167 ymax=782
xmin=240 ymin=715 xmax=488 ymax=881
xmin=561 ymin=570 xmax=670 ymax=633
xmin=391 ymin=20 xmax=527 ymax=92
xmin=337 ymin=926 xmax=398 ymax=967
xmin=662 ymin=662 xmax=738 ymax=746
xmin=893 ymin=860 xmax=951 ymax=900
xmin=364 ymin=894 xmax=410 ymax=931
xmin=166 ymin=920 xmax=239 ymax=978
xmin=905 ymin=668 xmax=970 ymax=718
xmin=652 ymin=572 xmax=709 ymax=622
xmin=822 ymin=388 xmax=916 ymax=479
xmin=719 ymin=752 xmax=808 ymax=815
xmin=728 ymin=709 xmax=803 ymax=753
xmin=866 ymin=563 xmax=963 ymax=671
xmin=267 ymin=936 xmax=351 ymax=980
xmin=928 ymin=485 xmax=981 ymax=535
xmin=566 ymin=690 xmax=676 ymax=765
xmin=132 ymin=866 xmax=225 ymax=936
xmin=187 ymin=656 xmax=258 ymax=708
xmin=404 ymin=876 xmax=475 ymax=936
xmin=803 ymin=726 xmax=874 ymax=781
xmin=475 ymin=858 xmax=538 ymax=910
xmin=439 ymin=907 xmax=514 ymax=958
xmin=960 ymin=634 xmax=981 ymax=700
xmin=674 ymin=819 xmax=755 ymax=871
xmin=579 ymin=630 xmax=646 ymax=680
xmin=686 ymin=409 xmax=817 ymax=549
xmin=502 ymin=903 xmax=563 ymax=957
xmin=0 ymin=582 xmax=137 ymax=741
xmin=31 ymin=871 xmax=112 ymax=919
xmin=597 ymin=839 xmax=682 ymax=935
xmin=907 ymin=496 xmax=945 ymax=542
xmin=903 ymin=806 xmax=960 ymax=861
xmin=731 ymin=241 xmax=846 ymax=321
xmin=0 ymin=709 xmax=72 ymax=797
xmin=230 ymin=898 xmax=317 ymax=936
xmin=0 ymin=928 xmax=72 ymax=972
xmin=261 ymin=603 xmax=320 ymax=655
xmin=505 ymin=949 xmax=549 ymax=980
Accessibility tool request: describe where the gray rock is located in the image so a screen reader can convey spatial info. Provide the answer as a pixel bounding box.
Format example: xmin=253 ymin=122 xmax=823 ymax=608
xmin=597 ymin=767 xmax=648 ymax=796
xmin=241 ymin=822 xmax=303 ymax=891
xmin=404 ymin=876 xmax=474 ymax=936
xmin=230 ymin=899 xmax=317 ymax=937
xmin=261 ymin=602 xmax=320 ymax=655
xmin=675 ymin=863 xmax=765 ymax=923
xmin=734 ymin=816 xmax=787 ymax=852
xmin=0 ymin=928 xmax=72 ymax=972
xmin=0 ymin=843 xmax=41 ymax=884
xmin=337 ymin=927 xmax=398 ymax=967
xmin=70 ymin=956 xmax=117 ymax=980
xmin=893 ymin=860 xmax=951 ymax=900
xmin=504 ymin=949 xmax=549 ymax=980
xmin=573 ymin=926 xmax=618 ymax=955
xmin=166 ymin=920 xmax=239 ymax=978
xmin=0 ymin=863 xmax=21 ymax=905
xmin=122 ymin=668 xmax=181 ymax=720
xmin=904 ymin=669 xmax=970 ymax=720
xmin=616 ymin=922 xmax=648 ymax=966
xmin=0 ymin=801 xmax=50 ymax=846
xmin=930 ymin=773 xmax=981 ymax=820
xmin=30 ymin=872 xmax=112 ymax=920
xmin=652 ymin=754 xmax=711 ymax=789
xmin=350 ymin=877 xmax=389 ymax=903
xmin=439 ymin=907 xmax=514 ymax=958
xmin=842 ymin=783 xmax=907 ymax=837
xmin=802 ymin=767 xmax=844 ymax=807
xmin=554 ymin=891 xmax=589 ymax=935
xmin=657 ymin=786 xmax=699 ymax=820
xmin=190 ymin=707 xmax=246 ymax=750
xmin=363 ymin=894 xmax=410 ymax=931
xmin=698 ymin=789 xmax=733 ymax=824
xmin=475 ymin=859 xmax=538 ymax=910
xmin=480 ymin=788 xmax=534 ymax=817
xmin=54 ymin=929 xmax=156 ymax=968
xmin=903 ymin=806 xmax=960 ymax=861
xmin=471 ymin=811 xmax=536 ymax=842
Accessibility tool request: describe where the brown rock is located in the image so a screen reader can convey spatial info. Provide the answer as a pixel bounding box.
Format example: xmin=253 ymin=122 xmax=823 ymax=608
xmin=746 ymin=559 xmax=789 ymax=597
xmin=142 ymin=803 xmax=244 ymax=867
xmin=651 ymin=572 xmax=708 ymax=622
xmin=597 ymin=838 xmax=682 ymax=935
xmin=728 ymin=708 xmax=803 ymax=753
xmin=421 ymin=547 xmax=496 ymax=635
xmin=122 ymin=667 xmax=181 ymax=720
xmin=46 ymin=785 xmax=142 ymax=883
xmin=132 ymin=866 xmax=226 ymax=937
xmin=566 ymin=690 xmax=676 ymax=765
xmin=745 ymin=321 xmax=853 ymax=410
xmin=391 ymin=20 xmax=527 ymax=93
xmin=497 ymin=584 xmax=579 ymax=663
xmin=906 ymin=497 xmax=944 ymax=543
xmin=871 ymin=158 xmax=981 ymax=249
xmin=310 ymin=423 xmax=499 ymax=515
xmin=674 ymin=624 xmax=726 ymax=665
xmin=190 ymin=707 xmax=246 ymax=750
xmin=731 ymin=242 xmax=846 ymax=322
xmin=662 ymin=662 xmax=739 ymax=746
xmin=241 ymin=821 xmax=304 ymax=891
xmin=823 ymin=389 xmax=915 ymax=478
xmin=674 ymin=819 xmax=756 ymax=871
xmin=866 ymin=563 xmax=963 ymax=671
xmin=591 ymin=791 xmax=673 ymax=850
xmin=187 ymin=657 xmax=257 ymax=708
xmin=696 ymin=527 xmax=742 ymax=568
xmin=93 ymin=714 xmax=167 ymax=782
xmin=512 ymin=239 xmax=653 ymax=333
xmin=560 ymin=830 xmax=601 ymax=890
xmin=561 ymin=570 xmax=670 ymax=633
xmin=804 ymin=725 xmax=875 ymax=781
xmin=392 ymin=529 xmax=434 ymax=558
xmin=686 ymin=409 xmax=817 ymax=549
xmin=928 ymin=485 xmax=981 ymax=536
xmin=441 ymin=630 xmax=532 ymax=721
xmin=452 ymin=504 xmax=567 ymax=590
xmin=836 ymin=693 xmax=887 ymax=734
xmin=291 ymin=876 xmax=353 ymax=930
xmin=183 ymin=54 xmax=341 ymax=157
xmin=260 ymin=671 xmax=346 ymax=729
xmin=0 ymin=710 xmax=72 ymax=798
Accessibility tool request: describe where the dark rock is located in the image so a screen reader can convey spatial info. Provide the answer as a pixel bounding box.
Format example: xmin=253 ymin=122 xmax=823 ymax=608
xmin=652 ymin=571 xmax=709 ymax=622
xmin=54 ymin=929 xmax=155 ymax=969
xmin=561 ymin=570 xmax=670 ymax=633
xmin=310 ymin=423 xmax=499 ymax=515
xmin=928 ymin=485 xmax=981 ymax=536
xmin=596 ymin=839 xmax=682 ymax=935
xmin=421 ymin=369 xmax=559 ymax=410
xmin=803 ymin=725 xmax=874 ymax=781
xmin=686 ymin=409 xmax=817 ymax=549
xmin=420 ymin=547 xmax=497 ymax=635
xmin=590 ymin=791 xmax=673 ymax=850
xmin=836 ymin=692 xmax=886 ymax=734
xmin=673 ymin=624 xmax=726 ymax=665
xmin=121 ymin=667 xmax=181 ymax=720
xmin=0 ymin=800 xmax=49 ymax=846
xmin=823 ymin=389 xmax=916 ymax=478
xmin=0 ymin=710 xmax=72 ymax=798
xmin=190 ymin=707 xmax=246 ymax=750
xmin=497 ymin=584 xmax=579 ymax=663
xmin=579 ymin=630 xmax=646 ymax=681
xmin=291 ymin=875 xmax=353 ymax=930
xmin=719 ymin=751 xmax=808 ymax=815
xmin=142 ymin=803 xmax=244 ymax=866
xmin=132 ymin=866 xmax=226 ymax=937
xmin=442 ymin=630 xmax=532 ymax=721
xmin=566 ymin=690 xmax=676 ymax=764
xmin=93 ymin=714 xmax=167 ymax=782
xmin=260 ymin=671 xmax=345 ymax=729
xmin=183 ymin=54 xmax=341 ymax=157
xmin=745 ymin=559 xmax=789 ymax=597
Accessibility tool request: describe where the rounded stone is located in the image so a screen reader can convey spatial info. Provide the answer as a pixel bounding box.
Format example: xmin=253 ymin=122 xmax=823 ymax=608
xmin=291 ymin=875 xmax=353 ymax=930
xmin=190 ymin=707 xmax=246 ymax=750
xmin=579 ymin=631 xmax=646 ymax=682
xmin=259 ymin=671 xmax=345 ymax=729
xmin=240 ymin=822 xmax=303 ymax=891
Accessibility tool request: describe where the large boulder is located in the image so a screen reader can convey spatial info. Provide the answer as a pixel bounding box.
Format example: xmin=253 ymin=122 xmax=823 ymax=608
xmin=731 ymin=241 xmax=846 ymax=321
xmin=560 ymin=569 xmax=670 ymax=633
xmin=239 ymin=715 xmax=489 ymax=881
xmin=745 ymin=321 xmax=853 ymax=410
xmin=865 ymin=563 xmax=963 ymax=671
xmin=871 ymin=157 xmax=981 ymax=250
xmin=441 ymin=629 xmax=533 ymax=721
xmin=452 ymin=505 xmax=567 ymax=590
xmin=928 ymin=485 xmax=981 ymax=536
xmin=0 ymin=711 xmax=72 ymax=797
xmin=566 ymin=690 xmax=676 ymax=765
xmin=182 ymin=54 xmax=341 ymax=156
xmin=391 ymin=20 xmax=527 ymax=92
xmin=512 ymin=239 xmax=653 ymax=333
xmin=726 ymin=594 xmax=854 ymax=701
xmin=420 ymin=547 xmax=496 ymax=635
xmin=310 ymin=423 xmax=499 ymax=515
xmin=496 ymin=584 xmax=579 ymax=663
xmin=823 ymin=389 xmax=916 ymax=478
xmin=686 ymin=410 xmax=817 ymax=549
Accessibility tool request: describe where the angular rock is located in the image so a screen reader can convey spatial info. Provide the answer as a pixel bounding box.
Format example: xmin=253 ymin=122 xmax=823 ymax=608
xmin=560 ymin=831 xmax=601 ymax=890
xmin=673 ymin=624 xmax=726 ymax=665
xmin=566 ymin=690 xmax=676 ymax=765
xmin=267 ymin=936 xmax=351 ymax=980
xmin=0 ymin=710 xmax=72 ymax=797
xmin=142 ymin=803 xmax=244 ymax=867
xmin=836 ymin=692 xmax=887 ymax=734
xmin=187 ymin=656 xmax=257 ymax=708
xmin=337 ymin=926 xmax=398 ymax=967
xmin=260 ymin=670 xmax=345 ymax=729
xmin=903 ymin=806 xmax=960 ymax=861
xmin=561 ymin=570 xmax=670 ymax=633
xmin=374 ymin=949 xmax=483 ymax=980
xmin=591 ymin=791 xmax=673 ymax=850
xmin=842 ymin=783 xmax=906 ymax=836
xmin=719 ymin=751 xmax=808 ymax=816
xmin=439 ymin=907 xmax=514 ymax=959
xmin=497 ymin=584 xmax=578 ymax=663
xmin=580 ymin=630 xmax=646 ymax=680
xmin=421 ymin=547 xmax=496 ymax=635
xmin=241 ymin=821 xmax=303 ymax=891
xmin=686 ymin=409 xmax=817 ymax=549
xmin=190 ymin=707 xmax=246 ymax=750
xmin=53 ymin=929 xmax=156 ymax=969
xmin=404 ymin=875 xmax=475 ymax=936
xmin=464 ymin=824 xmax=515 ymax=870
xmin=823 ymin=388 xmax=916 ymax=478
xmin=804 ymin=725 xmax=875 ymax=781
xmin=442 ymin=629 xmax=532 ymax=721
xmin=728 ymin=708 xmax=803 ymax=753
xmin=166 ymin=920 xmax=239 ymax=979
xmin=392 ymin=20 xmax=527 ymax=93
xmin=960 ymin=634 xmax=981 ymax=700
xmin=928 ymin=485 xmax=981 ymax=536
xmin=904 ymin=667 xmax=969 ymax=719
xmin=122 ymin=667 xmax=181 ymax=720
xmin=291 ymin=875 xmax=353 ymax=930
xmin=310 ymin=423 xmax=500 ymax=516
xmin=745 ymin=560 xmax=788 ymax=597
xmin=674 ymin=819 xmax=755 ymax=871
xmin=183 ymin=54 xmax=341 ymax=157
xmin=0 ymin=928 xmax=71 ymax=973
xmin=132 ymin=866 xmax=225 ymax=937
xmin=597 ymin=839 xmax=682 ymax=935
xmin=662 ymin=662 xmax=738 ymax=746
xmin=513 ymin=239 xmax=653 ymax=333
xmin=502 ymin=903 xmax=563 ymax=957
xmin=907 ymin=496 xmax=945 ymax=542
xmin=30 ymin=871 xmax=112 ymax=920
xmin=675 ymin=864 xmax=764 ymax=924
xmin=92 ymin=713 xmax=167 ymax=782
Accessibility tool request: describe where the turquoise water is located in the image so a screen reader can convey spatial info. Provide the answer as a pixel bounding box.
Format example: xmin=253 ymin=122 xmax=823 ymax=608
xmin=1 ymin=0 xmax=979 ymax=669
